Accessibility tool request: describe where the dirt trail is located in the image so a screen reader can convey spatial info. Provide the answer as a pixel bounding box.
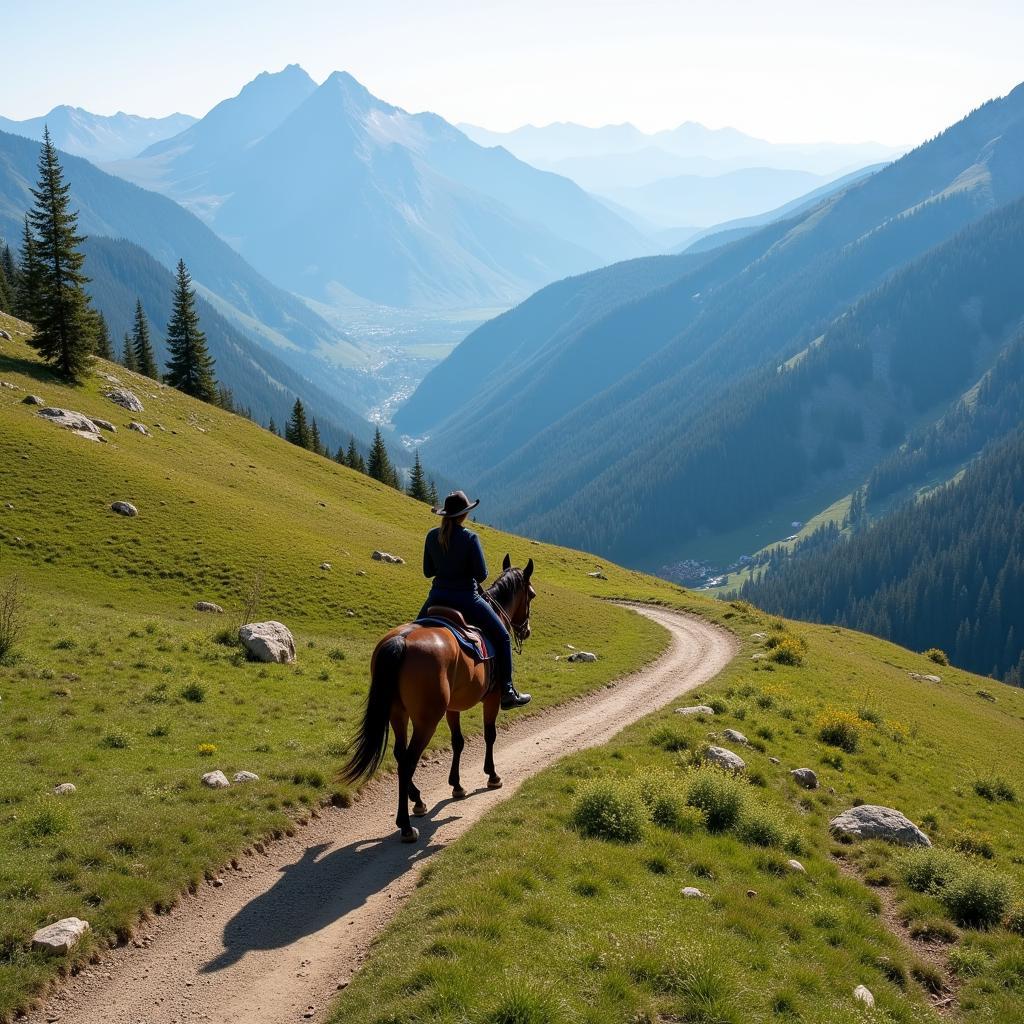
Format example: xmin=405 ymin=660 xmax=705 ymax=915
xmin=30 ymin=605 xmax=735 ymax=1024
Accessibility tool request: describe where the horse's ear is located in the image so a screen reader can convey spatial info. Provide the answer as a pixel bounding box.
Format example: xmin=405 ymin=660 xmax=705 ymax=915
xmin=502 ymin=553 xmax=512 ymax=571
xmin=524 ymin=558 xmax=534 ymax=581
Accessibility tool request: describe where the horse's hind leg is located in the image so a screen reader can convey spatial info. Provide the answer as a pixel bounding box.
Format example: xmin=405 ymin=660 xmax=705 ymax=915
xmin=398 ymin=719 xmax=437 ymax=842
xmin=483 ymin=692 xmax=502 ymax=789
xmin=447 ymin=710 xmax=466 ymax=799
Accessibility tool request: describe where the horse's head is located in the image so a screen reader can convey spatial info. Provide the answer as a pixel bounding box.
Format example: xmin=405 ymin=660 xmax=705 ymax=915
xmin=491 ymin=553 xmax=535 ymax=648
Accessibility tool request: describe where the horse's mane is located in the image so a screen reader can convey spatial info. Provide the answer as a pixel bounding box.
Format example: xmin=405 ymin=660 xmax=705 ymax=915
xmin=486 ymin=567 xmax=523 ymax=607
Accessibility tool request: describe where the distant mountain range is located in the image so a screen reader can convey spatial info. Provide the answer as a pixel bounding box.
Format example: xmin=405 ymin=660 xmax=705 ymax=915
xmin=400 ymin=81 xmax=1024 ymax=573
xmin=0 ymin=106 xmax=195 ymax=162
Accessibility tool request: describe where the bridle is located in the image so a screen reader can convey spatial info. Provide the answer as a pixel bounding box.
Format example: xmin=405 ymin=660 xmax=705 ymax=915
xmin=483 ymin=570 xmax=532 ymax=655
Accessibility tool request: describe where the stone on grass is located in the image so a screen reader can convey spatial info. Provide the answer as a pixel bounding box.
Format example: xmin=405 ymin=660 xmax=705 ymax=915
xmin=567 ymin=651 xmax=598 ymax=663
xmin=110 ymin=501 xmax=138 ymax=517
xmin=676 ymin=705 xmax=715 ymax=717
xmin=750 ymin=632 xmax=767 ymax=641
xmin=195 ymin=601 xmax=223 ymax=614
xmin=704 ymin=746 xmax=746 ymax=773
xmin=22 ymin=394 xmax=45 ymax=406
xmin=201 ymin=770 xmax=230 ymax=789
xmin=751 ymin=652 xmax=766 ymax=660
xmin=239 ymin=621 xmax=296 ymax=664
xmin=829 ymin=805 xmax=931 ymax=847
xmin=790 ymin=768 xmax=818 ymax=789
xmin=320 ymin=562 xmax=332 ymax=571
xmin=72 ymin=430 xmax=105 ymax=443
xmin=723 ymin=728 xmax=748 ymax=745
xmin=32 ymin=917 xmax=90 ymax=954
xmin=90 ymin=418 xmax=116 ymax=432
xmin=587 ymin=571 xmax=608 ymax=580
xmin=910 ymin=671 xmax=941 ymax=683
xmin=786 ymin=859 xmax=806 ymax=874
xmin=769 ymin=756 xmax=781 ymax=764
xmin=681 ymin=886 xmax=704 ymax=898
xmin=371 ymin=550 xmax=405 ymax=564
xmin=233 ymin=771 xmax=260 ymax=783
xmin=128 ymin=421 xmax=150 ymax=436
xmin=853 ymin=985 xmax=875 ymax=1008
xmin=37 ymin=407 xmax=98 ymax=432
xmin=53 ymin=783 xmax=77 ymax=796
xmin=105 ymin=387 xmax=144 ymax=412
xmin=0 ymin=328 xmax=11 ymax=341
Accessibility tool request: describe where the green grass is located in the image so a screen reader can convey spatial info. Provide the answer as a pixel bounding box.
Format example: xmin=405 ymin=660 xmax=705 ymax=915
xmin=331 ymin=610 xmax=1024 ymax=1024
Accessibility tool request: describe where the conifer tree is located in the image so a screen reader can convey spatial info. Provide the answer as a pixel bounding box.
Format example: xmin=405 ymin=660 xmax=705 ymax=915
xmin=27 ymin=128 xmax=95 ymax=381
xmin=407 ymin=450 xmax=430 ymax=502
xmin=15 ymin=216 xmax=43 ymax=324
xmin=268 ymin=417 xmax=278 ymax=436
xmin=131 ymin=298 xmax=159 ymax=379
xmin=165 ymin=259 xmax=217 ymax=401
xmin=310 ymin=418 xmax=323 ymax=456
xmin=0 ymin=243 xmax=17 ymax=307
xmin=216 ymin=384 xmax=236 ymax=412
xmin=92 ymin=310 xmax=113 ymax=359
xmin=345 ymin=435 xmax=366 ymax=473
xmin=367 ymin=427 xmax=396 ymax=485
xmin=285 ymin=397 xmax=311 ymax=449
xmin=427 ymin=479 xmax=439 ymax=507
xmin=121 ymin=331 xmax=138 ymax=373
xmin=0 ymin=250 xmax=11 ymax=314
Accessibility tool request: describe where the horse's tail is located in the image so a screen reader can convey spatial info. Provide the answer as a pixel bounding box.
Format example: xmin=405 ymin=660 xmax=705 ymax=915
xmin=340 ymin=634 xmax=406 ymax=785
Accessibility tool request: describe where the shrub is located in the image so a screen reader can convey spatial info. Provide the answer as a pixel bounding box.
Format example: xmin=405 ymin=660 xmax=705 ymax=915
xmin=924 ymin=647 xmax=949 ymax=666
xmin=197 ymin=743 xmax=217 ymax=756
xmin=181 ymin=682 xmax=206 ymax=703
xmin=684 ymin=766 xmax=748 ymax=832
xmin=640 ymin=772 xmax=695 ymax=832
xmin=857 ymin=706 xmax=883 ymax=726
xmin=975 ymin=688 xmax=996 ymax=702
xmin=768 ymin=634 xmax=806 ymax=666
xmin=100 ymin=733 xmax=129 ymax=750
xmin=973 ymin=776 xmax=1016 ymax=803
xmin=328 ymin=647 xmax=346 ymax=662
xmin=949 ymin=828 xmax=995 ymax=860
xmin=1005 ymin=904 xmax=1024 ymax=935
xmin=940 ymin=863 xmax=1013 ymax=928
xmin=649 ymin=725 xmax=690 ymax=753
xmin=708 ymin=697 xmax=728 ymax=715
xmin=816 ymin=708 xmax=867 ymax=752
xmin=735 ymin=807 xmax=785 ymax=848
xmin=948 ymin=946 xmax=990 ymax=977
xmin=0 ymin=574 xmax=25 ymax=663
xmin=900 ymin=848 xmax=963 ymax=893
xmin=570 ymin=780 xmax=646 ymax=843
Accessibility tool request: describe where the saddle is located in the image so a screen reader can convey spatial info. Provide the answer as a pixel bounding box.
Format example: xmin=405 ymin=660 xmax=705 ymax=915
xmin=415 ymin=605 xmax=492 ymax=662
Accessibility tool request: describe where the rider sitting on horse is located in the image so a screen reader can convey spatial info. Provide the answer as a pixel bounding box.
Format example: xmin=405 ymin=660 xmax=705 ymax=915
xmin=419 ymin=491 xmax=531 ymax=710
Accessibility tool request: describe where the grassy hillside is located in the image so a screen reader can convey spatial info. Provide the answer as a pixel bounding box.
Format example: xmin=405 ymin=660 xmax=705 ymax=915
xmin=334 ymin=603 xmax=1024 ymax=1024
xmin=0 ymin=314 xmax=691 ymax=1019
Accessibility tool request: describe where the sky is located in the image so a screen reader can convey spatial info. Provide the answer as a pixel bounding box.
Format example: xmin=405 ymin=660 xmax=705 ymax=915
xmin=2 ymin=0 xmax=1022 ymax=145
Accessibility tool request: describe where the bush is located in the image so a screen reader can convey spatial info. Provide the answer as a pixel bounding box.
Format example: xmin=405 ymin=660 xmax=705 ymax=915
xmin=940 ymin=863 xmax=1012 ymax=928
xmin=181 ymin=682 xmax=206 ymax=703
xmin=735 ymin=807 xmax=785 ymax=848
xmin=640 ymin=773 xmax=706 ymax=834
xmin=949 ymin=828 xmax=995 ymax=860
xmin=100 ymin=733 xmax=129 ymax=750
xmin=708 ymin=697 xmax=729 ymax=715
xmin=0 ymin=574 xmax=25 ymax=663
xmin=685 ymin=766 xmax=748 ymax=832
xmin=649 ymin=725 xmax=690 ymax=753
xmin=769 ymin=635 xmax=806 ymax=666
xmin=570 ymin=780 xmax=646 ymax=843
xmin=924 ymin=647 xmax=949 ymax=666
xmin=901 ymin=848 xmax=963 ymax=893
xmin=816 ymin=709 xmax=866 ymax=753
xmin=1005 ymin=904 xmax=1024 ymax=935
xmin=948 ymin=947 xmax=990 ymax=977
xmin=973 ymin=776 xmax=1016 ymax=803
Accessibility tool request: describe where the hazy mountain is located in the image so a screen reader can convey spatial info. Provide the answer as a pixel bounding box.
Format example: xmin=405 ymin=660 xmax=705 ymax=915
xmin=0 ymin=106 xmax=195 ymax=162
xmin=403 ymin=81 xmax=1024 ymax=569
xmin=110 ymin=67 xmax=653 ymax=311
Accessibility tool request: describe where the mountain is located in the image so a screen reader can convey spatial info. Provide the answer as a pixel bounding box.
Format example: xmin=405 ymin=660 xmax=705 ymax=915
xmin=110 ymin=68 xmax=653 ymax=311
xmin=401 ymin=81 xmax=1024 ymax=569
xmin=0 ymin=106 xmax=195 ymax=162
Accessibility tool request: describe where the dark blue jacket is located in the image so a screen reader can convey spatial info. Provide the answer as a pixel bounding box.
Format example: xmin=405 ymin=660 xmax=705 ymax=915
xmin=423 ymin=524 xmax=488 ymax=592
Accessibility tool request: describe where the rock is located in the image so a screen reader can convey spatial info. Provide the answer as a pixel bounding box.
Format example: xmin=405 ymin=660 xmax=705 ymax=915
xmin=746 ymin=889 xmax=757 ymax=898
xmin=233 ymin=771 xmax=260 ymax=783
xmin=790 ymin=768 xmax=818 ymax=789
xmin=239 ymin=621 xmax=296 ymax=664
xmin=195 ymin=601 xmax=223 ymax=614
xmin=829 ymin=805 xmax=931 ymax=847
xmin=910 ymin=671 xmax=941 ymax=683
xmin=0 ymin=328 xmax=11 ymax=340
xmin=128 ymin=421 xmax=150 ymax=436
xmin=587 ymin=571 xmax=608 ymax=580
xmin=201 ymin=770 xmax=230 ymax=789
xmin=676 ymin=705 xmax=715 ymax=717
xmin=90 ymin=418 xmax=116 ymax=432
xmin=853 ymin=985 xmax=875 ymax=1008
xmin=95 ymin=370 xmax=122 ymax=384
xmin=371 ymin=550 xmax=405 ymax=564
xmin=53 ymin=783 xmax=77 ymax=796
xmin=0 ymin=380 xmax=18 ymax=389
xmin=320 ymin=562 xmax=332 ymax=571
xmin=32 ymin=917 xmax=90 ymax=954
xmin=4 ymin=503 xmax=13 ymax=510
xmin=750 ymin=632 xmax=767 ymax=641
xmin=723 ymin=728 xmax=749 ymax=745
xmin=72 ymin=430 xmax=106 ymax=443
xmin=786 ymin=859 xmax=806 ymax=874
xmin=105 ymin=388 xmax=144 ymax=412
xmin=751 ymin=652 xmax=766 ymax=660
xmin=110 ymin=501 xmax=138 ymax=517
xmin=769 ymin=756 xmax=781 ymax=764
xmin=681 ymin=886 xmax=704 ymax=898
xmin=704 ymin=745 xmax=746 ymax=773
xmin=22 ymin=394 xmax=45 ymax=406
xmin=355 ymin=570 xmax=367 ymax=576
xmin=567 ymin=651 xmax=598 ymax=663
xmin=37 ymin=407 xmax=99 ymax=432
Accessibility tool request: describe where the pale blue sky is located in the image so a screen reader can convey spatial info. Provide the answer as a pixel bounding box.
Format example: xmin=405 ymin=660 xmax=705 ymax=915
xmin=3 ymin=0 xmax=1022 ymax=144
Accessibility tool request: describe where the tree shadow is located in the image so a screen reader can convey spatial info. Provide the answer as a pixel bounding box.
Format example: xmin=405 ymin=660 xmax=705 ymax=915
xmin=0 ymin=349 xmax=64 ymax=387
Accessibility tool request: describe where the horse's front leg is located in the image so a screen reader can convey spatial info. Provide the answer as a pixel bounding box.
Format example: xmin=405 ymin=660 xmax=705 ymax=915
xmin=482 ymin=692 xmax=502 ymax=789
xmin=447 ymin=710 xmax=466 ymax=798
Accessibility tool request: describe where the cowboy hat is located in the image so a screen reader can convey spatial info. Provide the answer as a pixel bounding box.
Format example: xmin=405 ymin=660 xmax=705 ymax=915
xmin=432 ymin=490 xmax=480 ymax=517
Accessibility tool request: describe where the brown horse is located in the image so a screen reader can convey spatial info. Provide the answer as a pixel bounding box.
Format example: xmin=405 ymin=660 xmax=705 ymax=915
xmin=341 ymin=555 xmax=535 ymax=842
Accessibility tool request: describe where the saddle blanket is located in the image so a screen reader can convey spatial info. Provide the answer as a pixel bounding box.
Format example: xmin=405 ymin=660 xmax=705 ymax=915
xmin=413 ymin=616 xmax=493 ymax=661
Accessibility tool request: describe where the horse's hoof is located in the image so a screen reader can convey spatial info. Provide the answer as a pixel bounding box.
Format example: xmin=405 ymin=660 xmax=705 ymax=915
xmin=452 ymin=786 xmax=467 ymax=800
xmin=400 ymin=826 xmax=419 ymax=843
xmin=487 ymin=777 xmax=503 ymax=790
xmin=412 ymin=801 xmax=427 ymax=817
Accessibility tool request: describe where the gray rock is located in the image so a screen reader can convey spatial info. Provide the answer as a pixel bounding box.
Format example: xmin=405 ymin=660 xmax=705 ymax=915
xmin=723 ymin=728 xmax=749 ymax=745
xmin=37 ymin=407 xmax=98 ymax=432
xmin=751 ymin=652 xmax=766 ymax=660
xmin=239 ymin=621 xmax=296 ymax=664
xmin=910 ymin=671 xmax=941 ymax=683
xmin=128 ymin=421 xmax=150 ymax=435
xmin=371 ymin=550 xmax=405 ymax=564
xmin=53 ymin=783 xmax=77 ymax=796
xmin=95 ymin=371 xmax=123 ymax=384
xmin=769 ymin=756 xmax=781 ymax=764
xmin=681 ymin=886 xmax=704 ymax=898
xmin=0 ymin=380 xmax=18 ymax=389
xmin=32 ymin=917 xmax=90 ymax=954
xmin=73 ymin=430 xmax=106 ymax=443
xmin=320 ymin=562 xmax=332 ymax=571
xmin=0 ymin=328 xmax=11 ymax=341
xmin=195 ymin=601 xmax=223 ymax=614
xmin=790 ymin=768 xmax=818 ymax=789
xmin=233 ymin=771 xmax=260 ymax=783
xmin=201 ymin=770 xmax=230 ymax=789
xmin=4 ymin=503 xmax=13 ymax=510
xmin=587 ymin=571 xmax=608 ymax=580
xmin=676 ymin=705 xmax=715 ymax=717
xmin=750 ymin=632 xmax=767 ymax=641
xmin=90 ymin=417 xmax=116 ymax=432
xmin=786 ymin=859 xmax=806 ymax=874
xmin=704 ymin=745 xmax=746 ymax=773
xmin=110 ymin=501 xmax=138 ymax=517
xmin=853 ymin=985 xmax=875 ymax=1008
xmin=829 ymin=805 xmax=931 ymax=847
xmin=22 ymin=394 xmax=45 ymax=406
xmin=105 ymin=388 xmax=144 ymax=412
xmin=567 ymin=651 xmax=598 ymax=663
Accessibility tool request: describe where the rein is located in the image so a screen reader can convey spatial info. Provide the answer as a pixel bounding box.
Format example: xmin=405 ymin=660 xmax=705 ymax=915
xmin=483 ymin=570 xmax=530 ymax=655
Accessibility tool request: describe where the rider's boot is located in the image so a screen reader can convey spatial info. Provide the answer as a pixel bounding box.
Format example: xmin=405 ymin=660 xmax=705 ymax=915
xmin=501 ymin=679 xmax=531 ymax=710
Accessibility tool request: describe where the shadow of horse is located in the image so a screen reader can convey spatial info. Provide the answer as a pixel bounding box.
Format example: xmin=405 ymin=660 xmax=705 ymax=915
xmin=201 ymin=792 xmax=485 ymax=973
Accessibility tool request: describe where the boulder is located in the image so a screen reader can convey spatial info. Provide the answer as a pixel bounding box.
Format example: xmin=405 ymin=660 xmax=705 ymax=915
xmin=90 ymin=418 xmax=116 ymax=432
xmin=829 ymin=805 xmax=931 ymax=847
xmin=676 ymin=705 xmax=715 ymax=717
xmin=910 ymin=671 xmax=941 ymax=683
xmin=21 ymin=394 xmax=45 ymax=406
xmin=750 ymin=632 xmax=767 ymax=641
xmin=853 ymin=985 xmax=875 ymax=1008
xmin=105 ymin=388 xmax=144 ymax=412
xmin=201 ymin=770 xmax=230 ymax=789
xmin=320 ymin=562 xmax=332 ymax=571
xmin=72 ymin=430 xmax=105 ymax=443
xmin=32 ymin=917 xmax=90 ymax=954
xmin=239 ymin=621 xmax=296 ymax=664
xmin=0 ymin=380 xmax=18 ymax=389
xmin=128 ymin=421 xmax=150 ymax=436
xmin=790 ymin=768 xmax=818 ymax=789
xmin=371 ymin=550 xmax=405 ymax=564
xmin=53 ymin=783 xmax=77 ymax=796
xmin=110 ymin=501 xmax=138 ymax=517
xmin=0 ymin=328 xmax=11 ymax=341
xmin=769 ymin=757 xmax=781 ymax=764
xmin=723 ymin=728 xmax=748 ymax=745
xmin=786 ymin=859 xmax=806 ymax=874
xmin=37 ymin=407 xmax=98 ymax=433
xmin=704 ymin=745 xmax=746 ymax=773
xmin=567 ymin=651 xmax=598 ymax=663
xmin=681 ymin=886 xmax=704 ymax=898
xmin=587 ymin=571 xmax=608 ymax=580
xmin=233 ymin=771 xmax=260 ymax=783
xmin=195 ymin=601 xmax=224 ymax=614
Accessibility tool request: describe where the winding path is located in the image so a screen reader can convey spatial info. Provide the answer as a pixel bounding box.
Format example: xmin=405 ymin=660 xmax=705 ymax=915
xmin=31 ymin=605 xmax=735 ymax=1024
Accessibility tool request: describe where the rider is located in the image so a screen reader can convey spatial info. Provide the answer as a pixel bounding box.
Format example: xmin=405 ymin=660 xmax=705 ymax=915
xmin=418 ymin=491 xmax=531 ymax=710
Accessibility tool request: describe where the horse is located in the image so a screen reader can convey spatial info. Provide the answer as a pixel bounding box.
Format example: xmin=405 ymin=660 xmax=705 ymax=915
xmin=340 ymin=555 xmax=535 ymax=842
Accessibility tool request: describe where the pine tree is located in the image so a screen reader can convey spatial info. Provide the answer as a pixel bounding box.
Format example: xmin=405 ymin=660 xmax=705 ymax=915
xmin=268 ymin=417 xmax=278 ymax=436
xmin=92 ymin=310 xmax=113 ymax=359
xmin=310 ymin=418 xmax=323 ymax=456
xmin=407 ymin=450 xmax=430 ymax=502
xmin=285 ymin=397 xmax=311 ymax=449
xmin=131 ymin=298 xmax=159 ymax=379
xmin=0 ymin=248 xmax=11 ymax=314
xmin=15 ymin=216 xmax=43 ymax=324
xmin=216 ymin=384 xmax=236 ymax=412
xmin=367 ymin=427 xmax=395 ymax=484
xmin=345 ymin=435 xmax=365 ymax=473
xmin=165 ymin=259 xmax=217 ymax=401
xmin=27 ymin=128 xmax=95 ymax=382
xmin=0 ymin=243 xmax=17 ymax=308
xmin=427 ymin=479 xmax=439 ymax=507
xmin=121 ymin=332 xmax=138 ymax=373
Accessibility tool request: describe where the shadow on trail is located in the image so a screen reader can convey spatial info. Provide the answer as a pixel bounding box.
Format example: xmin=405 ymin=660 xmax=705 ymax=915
xmin=201 ymin=789 xmax=488 ymax=973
